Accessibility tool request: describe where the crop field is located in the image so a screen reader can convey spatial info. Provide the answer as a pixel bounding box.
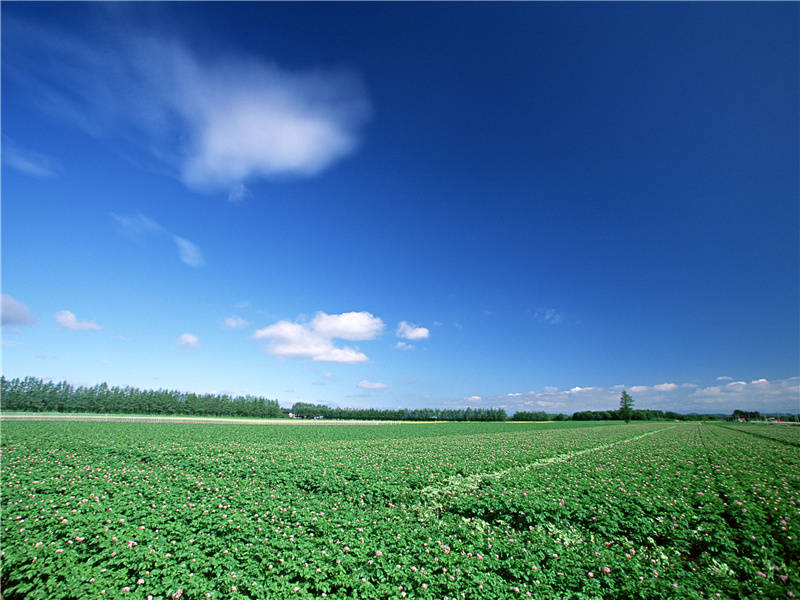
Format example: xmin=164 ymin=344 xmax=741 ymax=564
xmin=1 ymin=421 xmax=798 ymax=599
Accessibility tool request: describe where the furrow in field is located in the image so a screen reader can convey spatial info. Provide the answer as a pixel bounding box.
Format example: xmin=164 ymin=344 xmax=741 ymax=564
xmin=415 ymin=425 xmax=676 ymax=514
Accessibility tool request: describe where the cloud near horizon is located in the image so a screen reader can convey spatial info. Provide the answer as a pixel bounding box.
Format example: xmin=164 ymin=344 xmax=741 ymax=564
xmin=252 ymin=311 xmax=383 ymax=363
xmin=5 ymin=17 xmax=370 ymax=192
xmin=358 ymin=380 xmax=387 ymax=390
xmin=476 ymin=376 xmax=799 ymax=415
xmin=55 ymin=310 xmax=101 ymax=331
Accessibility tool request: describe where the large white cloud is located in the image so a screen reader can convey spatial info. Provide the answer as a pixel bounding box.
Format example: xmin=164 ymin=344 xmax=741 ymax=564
xmin=312 ymin=311 xmax=384 ymax=340
xmin=396 ymin=321 xmax=429 ymax=340
xmin=2 ymin=294 xmax=36 ymax=326
xmin=55 ymin=310 xmax=101 ymax=331
xmin=5 ymin=18 xmax=370 ymax=192
xmin=252 ymin=311 xmax=382 ymax=363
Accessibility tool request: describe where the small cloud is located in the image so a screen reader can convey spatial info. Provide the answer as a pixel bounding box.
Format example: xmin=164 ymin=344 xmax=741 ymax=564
xmin=223 ymin=315 xmax=251 ymax=329
xmin=652 ymin=383 xmax=678 ymax=392
xmin=112 ymin=213 xmax=203 ymax=268
xmin=716 ymin=376 xmax=733 ymax=381
xmin=629 ymin=385 xmax=650 ymax=393
xmin=112 ymin=335 xmax=132 ymax=341
xmin=466 ymin=395 xmax=482 ymax=403
xmin=55 ymin=309 xmax=101 ymax=331
xmin=534 ymin=308 xmax=564 ymax=325
xmin=173 ymin=236 xmax=205 ymax=267
xmin=4 ymin=141 xmax=61 ymax=177
xmin=2 ymin=294 xmax=36 ymax=326
xmin=543 ymin=386 xmax=559 ymax=393
xmin=396 ymin=321 xmax=429 ymax=340
xmin=432 ymin=321 xmax=443 ymax=327
xmin=111 ymin=212 xmax=165 ymax=237
xmin=750 ymin=378 xmax=769 ymax=385
xmin=323 ymin=372 xmax=334 ymax=378
xmin=178 ymin=333 xmax=200 ymax=349
xmin=453 ymin=322 xmax=463 ymax=329
xmin=394 ymin=341 xmax=414 ymax=351
xmin=358 ymin=380 xmax=387 ymax=390
xmin=228 ymin=183 xmax=251 ymax=205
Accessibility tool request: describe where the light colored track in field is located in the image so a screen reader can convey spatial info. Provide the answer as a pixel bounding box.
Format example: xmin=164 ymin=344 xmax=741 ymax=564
xmin=0 ymin=414 xmax=406 ymax=426
xmin=416 ymin=425 xmax=678 ymax=513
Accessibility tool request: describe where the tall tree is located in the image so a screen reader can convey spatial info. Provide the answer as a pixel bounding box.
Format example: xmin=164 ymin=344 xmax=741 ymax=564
xmin=619 ymin=390 xmax=634 ymax=423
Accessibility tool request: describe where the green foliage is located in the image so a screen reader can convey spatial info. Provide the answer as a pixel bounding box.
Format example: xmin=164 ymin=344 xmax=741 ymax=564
xmin=619 ymin=390 xmax=634 ymax=423
xmin=0 ymin=375 xmax=280 ymax=418
xmin=291 ymin=402 xmax=508 ymax=422
xmin=1 ymin=420 xmax=798 ymax=599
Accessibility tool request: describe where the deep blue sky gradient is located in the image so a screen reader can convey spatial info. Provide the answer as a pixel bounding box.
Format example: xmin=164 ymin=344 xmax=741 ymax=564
xmin=2 ymin=3 xmax=797 ymax=414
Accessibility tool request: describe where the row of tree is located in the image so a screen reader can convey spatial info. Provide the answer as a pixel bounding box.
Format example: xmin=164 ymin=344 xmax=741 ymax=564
xmin=289 ymin=402 xmax=508 ymax=421
xmin=1 ymin=377 xmax=734 ymax=422
xmin=0 ymin=376 xmax=282 ymax=418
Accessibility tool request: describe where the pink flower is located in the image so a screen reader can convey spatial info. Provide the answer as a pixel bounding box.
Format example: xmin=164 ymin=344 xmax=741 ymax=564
xmin=603 ymin=567 xmax=611 ymax=574
xmin=588 ymin=572 xmax=594 ymax=578
xmin=375 ymin=550 xmax=383 ymax=556
xmin=171 ymin=590 xmax=183 ymax=600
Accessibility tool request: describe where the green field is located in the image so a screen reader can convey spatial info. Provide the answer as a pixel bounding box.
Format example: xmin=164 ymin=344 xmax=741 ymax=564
xmin=1 ymin=421 xmax=798 ymax=599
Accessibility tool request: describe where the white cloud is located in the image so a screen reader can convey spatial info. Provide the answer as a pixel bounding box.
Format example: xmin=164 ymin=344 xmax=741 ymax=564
xmin=394 ymin=341 xmax=415 ymax=351
xmin=312 ymin=311 xmax=384 ymax=340
xmin=653 ymin=383 xmax=678 ymax=392
xmin=173 ymin=236 xmax=204 ymax=268
xmin=223 ymin=315 xmax=251 ymax=329
xmin=1 ymin=294 xmax=36 ymax=326
xmin=323 ymin=372 xmax=334 ymax=378
xmin=252 ymin=312 xmax=375 ymax=363
xmin=750 ymin=378 xmax=769 ymax=385
xmin=358 ymin=380 xmax=387 ymax=390
xmin=178 ymin=333 xmax=199 ymax=349
xmin=55 ymin=310 xmax=101 ymax=331
xmin=629 ymin=385 xmax=650 ymax=393
xmin=466 ymin=395 xmax=483 ymax=403
xmin=396 ymin=321 xmax=429 ymax=340
xmin=5 ymin=20 xmax=370 ymax=191
xmin=716 ymin=376 xmax=733 ymax=381
xmin=4 ymin=142 xmax=61 ymax=177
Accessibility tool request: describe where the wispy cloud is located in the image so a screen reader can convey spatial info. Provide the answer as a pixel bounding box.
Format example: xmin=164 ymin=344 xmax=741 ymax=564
xmin=394 ymin=341 xmax=415 ymax=351
xmin=111 ymin=213 xmax=204 ymax=268
xmin=227 ymin=183 xmax=251 ymax=205
xmin=534 ymin=308 xmax=564 ymax=325
xmin=173 ymin=236 xmax=204 ymax=267
xmin=252 ymin=311 xmax=383 ymax=363
xmin=3 ymin=141 xmax=61 ymax=177
xmin=396 ymin=321 xmax=429 ymax=340
xmin=358 ymin=380 xmax=387 ymax=390
xmin=55 ymin=310 xmax=101 ymax=331
xmin=223 ymin=315 xmax=251 ymax=329
xmin=1 ymin=294 xmax=36 ymax=326
xmin=177 ymin=333 xmax=199 ymax=349
xmin=5 ymin=17 xmax=370 ymax=191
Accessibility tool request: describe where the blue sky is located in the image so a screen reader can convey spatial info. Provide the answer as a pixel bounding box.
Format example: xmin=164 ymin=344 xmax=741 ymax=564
xmin=2 ymin=3 xmax=798 ymax=414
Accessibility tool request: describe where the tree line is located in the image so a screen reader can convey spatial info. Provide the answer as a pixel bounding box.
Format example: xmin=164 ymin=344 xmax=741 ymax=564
xmin=289 ymin=402 xmax=508 ymax=421
xmin=0 ymin=376 xmax=282 ymax=418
